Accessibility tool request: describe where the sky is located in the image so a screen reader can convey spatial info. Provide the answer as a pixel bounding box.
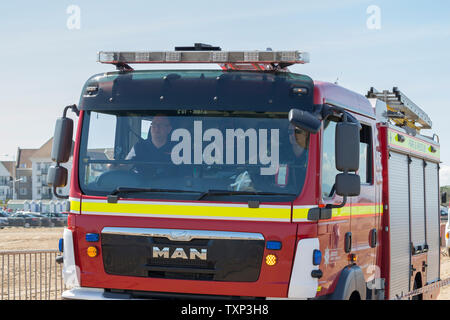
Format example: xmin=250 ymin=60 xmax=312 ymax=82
xmin=0 ymin=0 xmax=449 ymax=181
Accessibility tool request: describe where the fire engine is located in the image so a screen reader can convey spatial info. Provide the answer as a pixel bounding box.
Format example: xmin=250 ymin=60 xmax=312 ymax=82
xmin=49 ymin=44 xmax=443 ymax=300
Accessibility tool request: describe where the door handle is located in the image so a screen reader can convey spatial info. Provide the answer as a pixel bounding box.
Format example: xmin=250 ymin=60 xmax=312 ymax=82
xmin=345 ymin=232 xmax=352 ymax=253
xmin=369 ymin=228 xmax=377 ymax=248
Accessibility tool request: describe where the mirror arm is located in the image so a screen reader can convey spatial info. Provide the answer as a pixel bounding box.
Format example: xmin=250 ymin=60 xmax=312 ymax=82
xmin=326 ymin=195 xmax=347 ymax=209
xmin=321 ymin=104 xmax=362 ymax=129
xmin=63 ymin=104 xmax=80 ymax=118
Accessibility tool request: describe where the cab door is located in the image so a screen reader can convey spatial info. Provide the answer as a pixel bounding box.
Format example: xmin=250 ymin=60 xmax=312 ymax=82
xmin=318 ymin=119 xmax=352 ymax=294
xmin=350 ymin=122 xmax=378 ymax=283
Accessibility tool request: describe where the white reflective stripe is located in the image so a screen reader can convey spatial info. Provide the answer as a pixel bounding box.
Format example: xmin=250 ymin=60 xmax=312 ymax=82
xmin=62 ymin=228 xmax=80 ymax=288
xmin=288 ymin=238 xmax=319 ymax=299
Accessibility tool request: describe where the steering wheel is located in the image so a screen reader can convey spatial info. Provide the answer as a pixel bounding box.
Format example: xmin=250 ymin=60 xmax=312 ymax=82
xmin=96 ymin=170 xmax=145 ymax=189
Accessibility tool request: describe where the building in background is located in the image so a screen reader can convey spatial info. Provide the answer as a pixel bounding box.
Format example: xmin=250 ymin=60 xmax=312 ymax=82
xmin=0 ymin=161 xmax=14 ymax=202
xmin=2 ymin=138 xmax=73 ymax=210
xmin=30 ymin=138 xmax=72 ymax=200
xmin=15 ymin=148 xmax=36 ymax=200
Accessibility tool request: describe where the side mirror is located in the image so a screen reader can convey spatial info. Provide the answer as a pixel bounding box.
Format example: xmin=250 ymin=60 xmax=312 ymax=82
xmin=442 ymin=192 xmax=448 ymax=205
xmin=335 ymin=173 xmax=360 ymax=197
xmin=288 ymin=108 xmax=321 ymax=134
xmin=47 ymin=166 xmax=68 ymax=188
xmin=335 ymin=121 xmax=360 ymax=172
xmin=51 ymin=117 xmax=73 ymax=163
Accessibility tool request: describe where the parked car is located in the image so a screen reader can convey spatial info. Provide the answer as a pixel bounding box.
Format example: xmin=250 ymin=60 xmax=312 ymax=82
xmin=43 ymin=212 xmax=67 ymax=227
xmin=26 ymin=213 xmax=53 ymax=227
xmin=10 ymin=212 xmax=41 ymax=228
xmin=441 ymin=206 xmax=448 ymax=221
xmin=0 ymin=212 xmax=8 ymax=228
xmin=7 ymin=214 xmax=26 ymax=227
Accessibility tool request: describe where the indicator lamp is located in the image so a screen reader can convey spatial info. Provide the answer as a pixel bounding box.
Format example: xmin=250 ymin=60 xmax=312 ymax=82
xmin=87 ymin=246 xmax=98 ymax=258
xmin=265 ymin=254 xmax=277 ymax=266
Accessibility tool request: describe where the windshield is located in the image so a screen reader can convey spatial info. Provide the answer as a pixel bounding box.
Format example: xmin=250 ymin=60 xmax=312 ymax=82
xmin=78 ymin=110 xmax=310 ymax=202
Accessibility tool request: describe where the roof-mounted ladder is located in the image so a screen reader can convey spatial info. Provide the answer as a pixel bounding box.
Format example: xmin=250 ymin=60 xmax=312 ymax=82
xmin=367 ymin=87 xmax=432 ymax=132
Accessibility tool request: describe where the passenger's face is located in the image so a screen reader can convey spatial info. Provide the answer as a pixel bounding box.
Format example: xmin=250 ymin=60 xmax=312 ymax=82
xmin=289 ymin=125 xmax=309 ymax=150
xmin=150 ymin=116 xmax=172 ymax=145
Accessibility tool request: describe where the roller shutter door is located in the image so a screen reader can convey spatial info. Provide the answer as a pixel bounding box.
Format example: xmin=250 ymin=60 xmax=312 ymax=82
xmin=425 ymin=161 xmax=440 ymax=283
xmin=388 ymin=152 xmax=410 ymax=299
xmin=409 ymin=157 xmax=426 ymax=248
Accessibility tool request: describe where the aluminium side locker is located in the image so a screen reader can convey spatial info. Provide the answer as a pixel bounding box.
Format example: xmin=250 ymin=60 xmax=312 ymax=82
xmin=385 ymin=126 xmax=441 ymax=299
xmin=387 ymin=148 xmax=410 ymax=299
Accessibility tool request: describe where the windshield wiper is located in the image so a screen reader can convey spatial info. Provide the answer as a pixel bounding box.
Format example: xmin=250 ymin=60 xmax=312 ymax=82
xmin=197 ymin=189 xmax=296 ymax=201
xmin=108 ymin=187 xmax=202 ymax=202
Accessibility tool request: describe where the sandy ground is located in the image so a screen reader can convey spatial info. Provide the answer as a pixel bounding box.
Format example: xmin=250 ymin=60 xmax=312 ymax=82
xmin=0 ymin=227 xmax=64 ymax=251
xmin=1 ymin=227 xmax=450 ymax=299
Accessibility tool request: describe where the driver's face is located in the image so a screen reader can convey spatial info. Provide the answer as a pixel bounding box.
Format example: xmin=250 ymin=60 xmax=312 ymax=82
xmin=150 ymin=116 xmax=172 ymax=145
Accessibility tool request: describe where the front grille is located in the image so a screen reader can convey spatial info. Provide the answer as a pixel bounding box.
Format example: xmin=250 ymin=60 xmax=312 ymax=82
xmin=101 ymin=228 xmax=265 ymax=282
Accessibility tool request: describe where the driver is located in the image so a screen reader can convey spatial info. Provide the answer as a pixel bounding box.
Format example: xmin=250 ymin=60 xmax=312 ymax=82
xmin=125 ymin=114 xmax=175 ymax=175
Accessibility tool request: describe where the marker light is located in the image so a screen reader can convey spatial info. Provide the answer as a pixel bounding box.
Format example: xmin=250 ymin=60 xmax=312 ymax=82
xmin=446 ymin=232 xmax=449 ymax=240
xmin=265 ymin=254 xmax=277 ymax=266
xmin=313 ymin=249 xmax=322 ymax=266
xmin=58 ymin=238 xmax=64 ymax=252
xmin=87 ymin=246 xmax=98 ymax=258
xmin=266 ymin=241 xmax=282 ymax=250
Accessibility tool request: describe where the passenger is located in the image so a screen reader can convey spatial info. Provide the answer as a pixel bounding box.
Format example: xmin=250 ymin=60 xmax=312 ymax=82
xmin=288 ymin=124 xmax=310 ymax=160
xmin=278 ymin=124 xmax=310 ymax=189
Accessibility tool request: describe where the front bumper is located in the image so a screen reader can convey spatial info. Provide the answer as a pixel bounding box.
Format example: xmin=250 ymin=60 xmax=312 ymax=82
xmin=62 ymin=287 xmax=130 ymax=300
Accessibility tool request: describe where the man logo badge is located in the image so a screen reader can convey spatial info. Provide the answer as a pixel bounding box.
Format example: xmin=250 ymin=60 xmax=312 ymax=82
xmin=152 ymin=247 xmax=207 ymax=260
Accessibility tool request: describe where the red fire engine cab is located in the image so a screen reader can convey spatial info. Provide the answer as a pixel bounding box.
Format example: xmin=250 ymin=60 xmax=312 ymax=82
xmin=49 ymin=44 xmax=442 ymax=300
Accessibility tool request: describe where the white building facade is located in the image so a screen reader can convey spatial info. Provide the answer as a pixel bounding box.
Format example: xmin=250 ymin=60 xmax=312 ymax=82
xmin=0 ymin=162 xmax=12 ymax=201
xmin=31 ymin=158 xmax=72 ymax=200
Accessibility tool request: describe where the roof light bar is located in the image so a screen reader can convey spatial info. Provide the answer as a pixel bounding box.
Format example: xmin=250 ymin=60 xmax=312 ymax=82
xmin=97 ymin=50 xmax=310 ymax=67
